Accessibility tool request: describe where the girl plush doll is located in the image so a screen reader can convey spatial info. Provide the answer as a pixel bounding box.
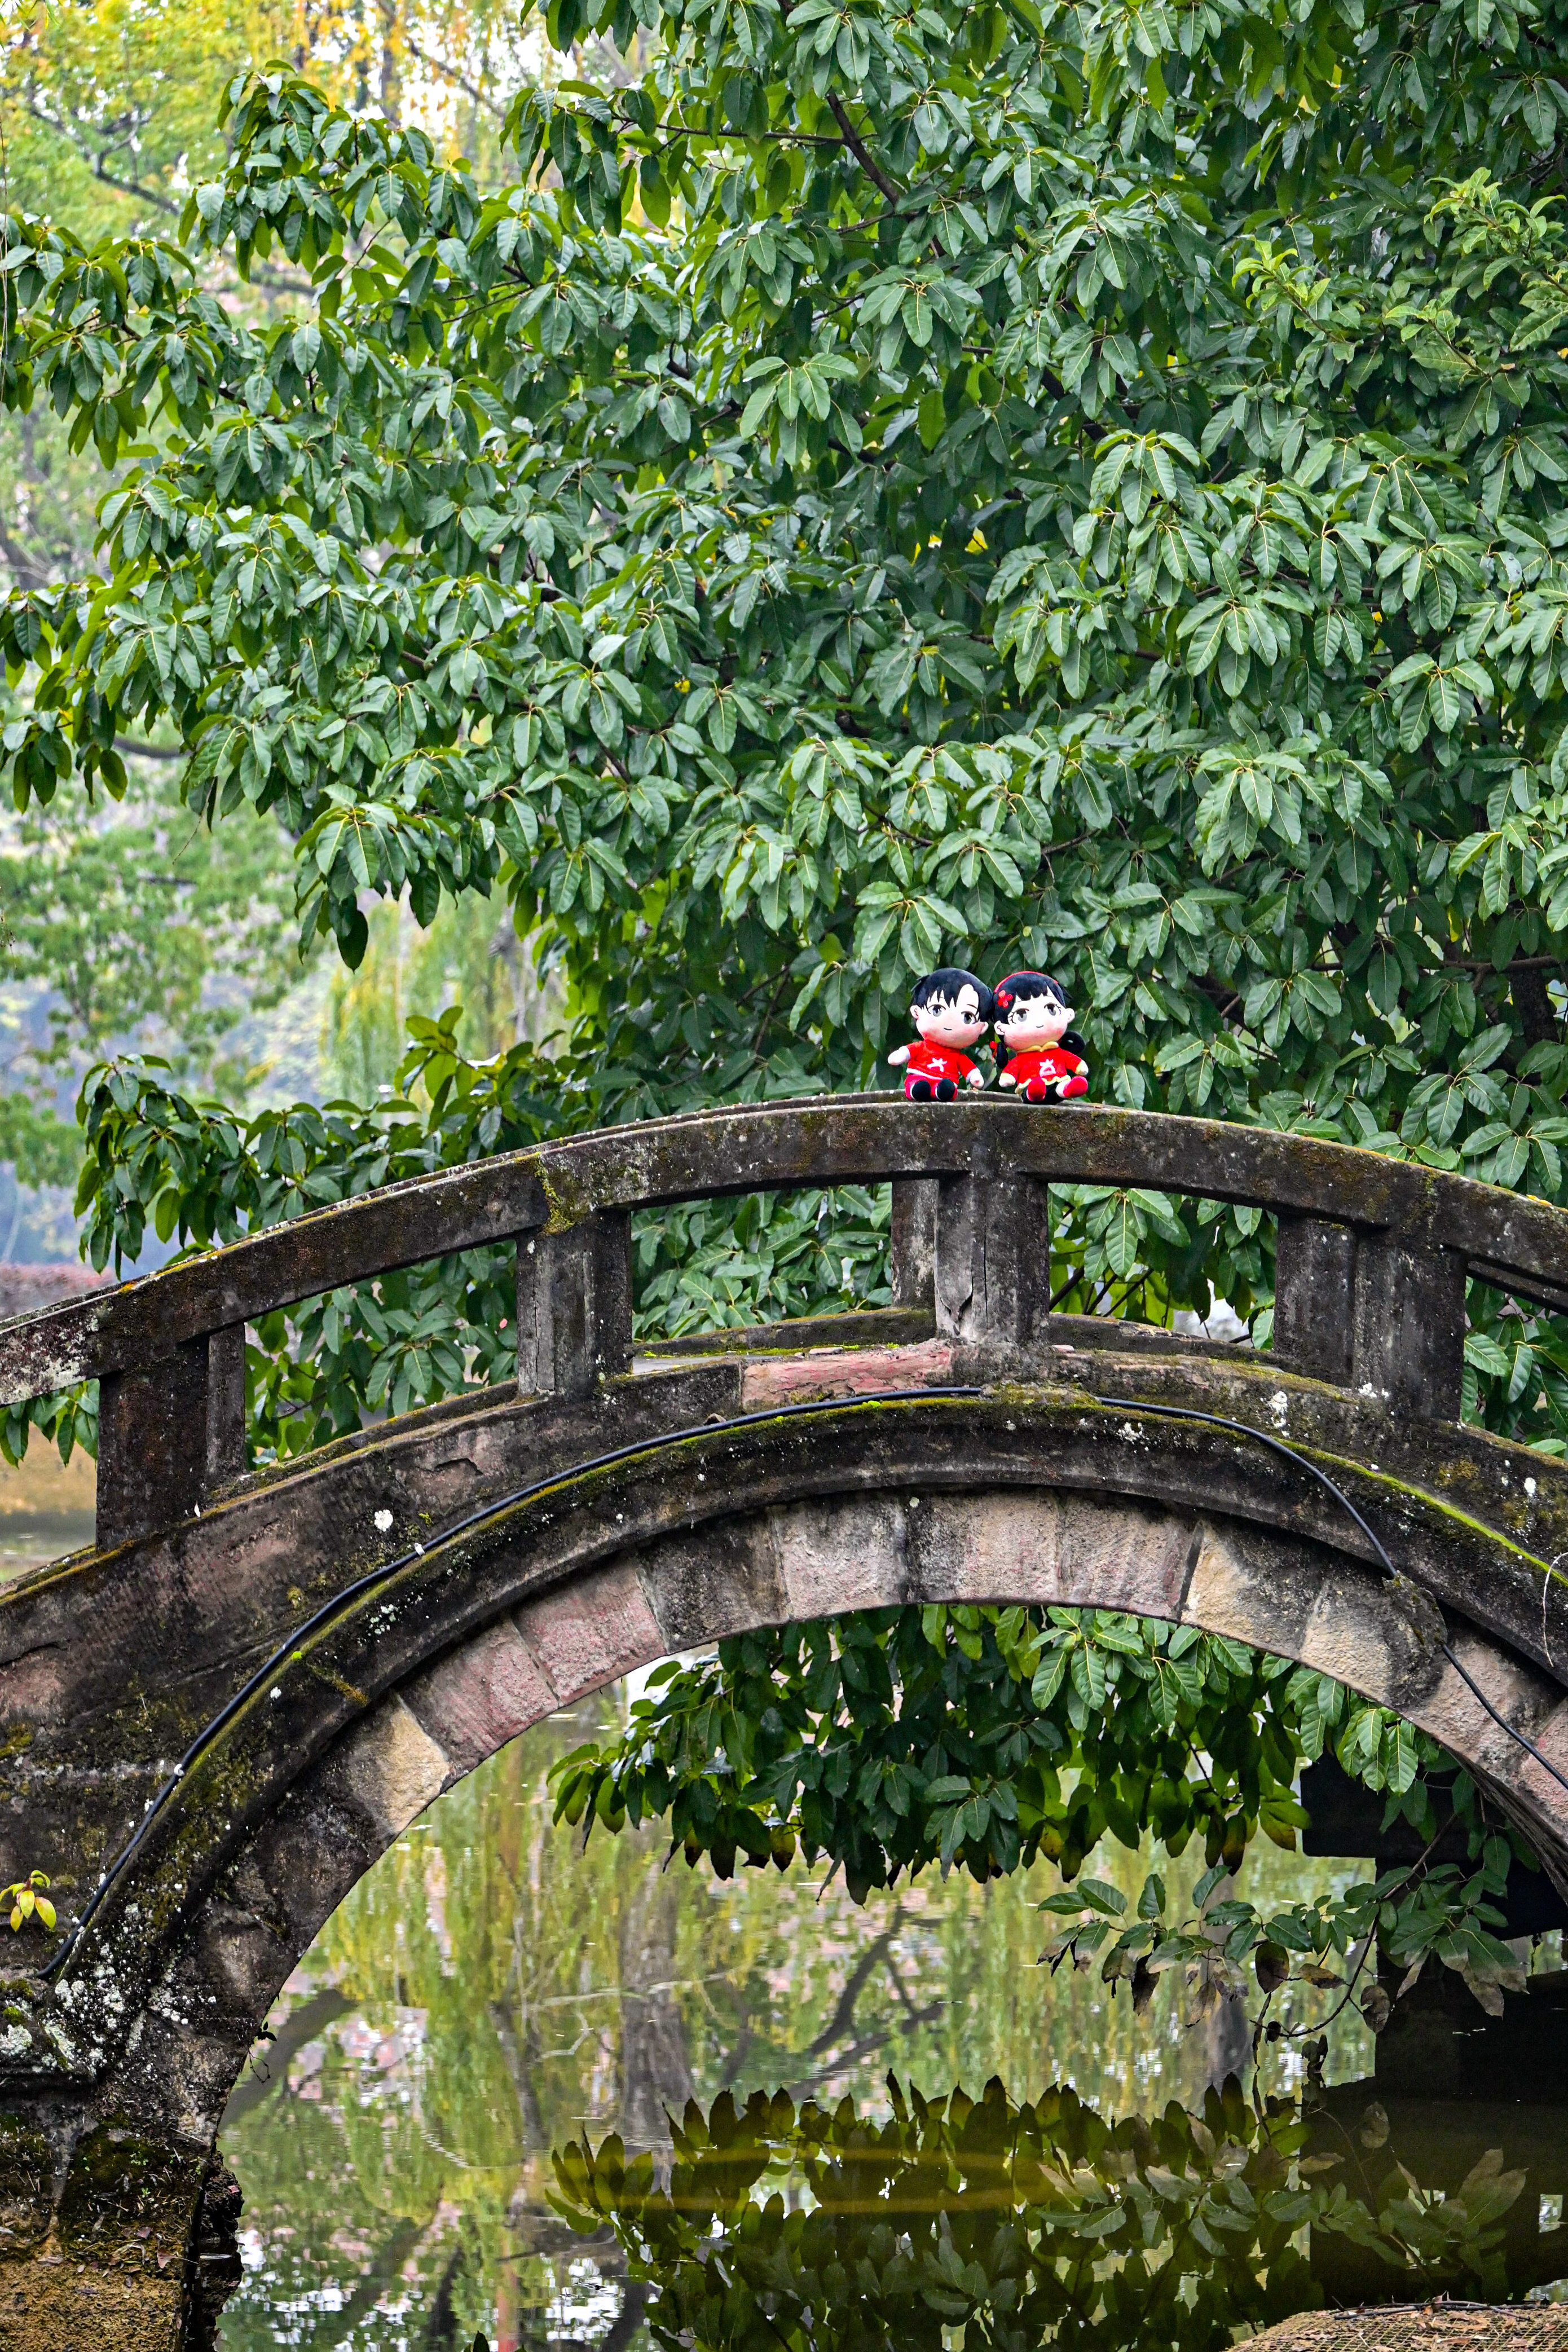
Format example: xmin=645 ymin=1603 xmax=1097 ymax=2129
xmin=887 ymin=967 xmax=995 ymax=1099
xmin=992 ymin=971 xmax=1090 ymax=1102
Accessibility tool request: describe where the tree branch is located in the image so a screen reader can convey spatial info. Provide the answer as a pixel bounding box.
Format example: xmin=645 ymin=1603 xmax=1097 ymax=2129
xmin=114 ymin=735 xmax=185 ymax=764
xmin=403 ymin=37 xmax=508 ymax=122
xmin=769 ymin=0 xmax=905 ymax=204
xmin=824 ymin=95 xmax=903 ymax=204
xmin=14 ymin=99 xmax=180 ymax=217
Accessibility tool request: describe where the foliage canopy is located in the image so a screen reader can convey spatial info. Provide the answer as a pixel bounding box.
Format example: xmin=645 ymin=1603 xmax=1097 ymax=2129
xmin=549 ymin=1600 xmax=1535 ymax=2018
xmin=7 ymin=0 xmax=1568 ymax=1433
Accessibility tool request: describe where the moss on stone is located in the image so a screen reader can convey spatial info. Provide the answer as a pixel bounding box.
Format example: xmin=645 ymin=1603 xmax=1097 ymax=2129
xmin=0 ymin=2114 xmax=54 ymax=2257
xmin=57 ymin=2116 xmax=202 ymax=2265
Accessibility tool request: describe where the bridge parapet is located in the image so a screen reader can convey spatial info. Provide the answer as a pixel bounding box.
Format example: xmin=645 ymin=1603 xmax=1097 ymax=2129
xmin=0 ymin=1097 xmax=1563 ymax=1547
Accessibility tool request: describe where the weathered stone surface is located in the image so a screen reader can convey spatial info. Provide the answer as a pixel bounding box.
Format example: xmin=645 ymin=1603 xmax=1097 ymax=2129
xmin=12 ymin=1095 xmax=1568 ymax=1399
xmin=96 ymin=1340 xmax=212 ymax=1551
xmin=0 ymin=2252 xmax=183 ymax=2352
xmin=1351 ymin=1232 xmax=1466 ymax=1420
xmin=516 ymin=1210 xmax=632 ymax=1402
xmin=402 ymin=1618 xmax=555 ymax=1778
xmin=770 ymin=1494 xmax=914 ymax=1616
xmin=514 ymin=1560 xmax=664 ymax=1702
xmin=631 ymin=1517 xmax=789 ymax=1651
xmin=889 ymin=1177 xmax=938 ymax=1310
xmin=640 ymin=1305 xmax=933 ymax=1362
xmin=325 ymin=1696 xmax=449 ymax=1843
xmin=935 ymin=1169 xmax=1049 ymax=1349
xmin=0 ymin=2119 xmax=230 ymax=2352
xmin=738 ymin=1338 xmax=953 ymax=1407
xmin=0 ymin=2114 xmax=52 ymax=2256
xmin=1274 ymin=1214 xmax=1356 ymax=1385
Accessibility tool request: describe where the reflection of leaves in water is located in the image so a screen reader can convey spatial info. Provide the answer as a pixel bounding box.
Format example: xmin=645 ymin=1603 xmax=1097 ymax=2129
xmin=1315 ymin=2145 xmax=1526 ymax=2303
xmin=215 ymin=1704 xmax=1378 ymax=2347
xmin=551 ymin=2077 xmax=1532 ymax=2352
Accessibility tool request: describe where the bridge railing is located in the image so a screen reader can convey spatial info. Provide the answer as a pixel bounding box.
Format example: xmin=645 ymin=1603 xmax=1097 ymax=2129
xmin=4 ymin=1095 xmax=1568 ymax=1551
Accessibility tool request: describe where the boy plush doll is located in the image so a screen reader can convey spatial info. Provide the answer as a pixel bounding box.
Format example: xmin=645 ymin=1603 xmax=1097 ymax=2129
xmin=887 ymin=968 xmax=995 ymax=1099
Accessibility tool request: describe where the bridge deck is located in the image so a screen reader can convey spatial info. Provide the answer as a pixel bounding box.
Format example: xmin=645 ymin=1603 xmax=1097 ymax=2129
xmin=0 ymin=1097 xmax=1561 ymax=1556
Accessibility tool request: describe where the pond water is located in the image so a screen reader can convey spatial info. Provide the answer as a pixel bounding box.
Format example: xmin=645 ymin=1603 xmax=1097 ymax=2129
xmin=215 ymin=1685 xmax=1568 ymax=2352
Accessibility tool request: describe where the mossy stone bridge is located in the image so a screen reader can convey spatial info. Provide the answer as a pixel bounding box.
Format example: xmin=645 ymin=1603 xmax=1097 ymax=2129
xmin=3 ymin=1097 xmax=1568 ymax=2345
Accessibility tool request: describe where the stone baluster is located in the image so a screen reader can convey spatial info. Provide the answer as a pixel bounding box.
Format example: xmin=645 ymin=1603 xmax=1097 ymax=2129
xmin=934 ymin=1171 xmax=1050 ymax=1352
xmin=97 ymin=1322 xmax=248 ymax=1550
xmin=1274 ymin=1213 xmax=1464 ymax=1419
xmin=516 ymin=1210 xmax=633 ymax=1402
xmin=889 ymin=1178 xmax=939 ymax=1314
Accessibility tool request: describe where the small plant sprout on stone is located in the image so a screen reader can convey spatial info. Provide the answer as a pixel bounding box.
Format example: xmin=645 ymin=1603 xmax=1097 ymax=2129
xmin=2 ymin=1874 xmax=55 ymax=1933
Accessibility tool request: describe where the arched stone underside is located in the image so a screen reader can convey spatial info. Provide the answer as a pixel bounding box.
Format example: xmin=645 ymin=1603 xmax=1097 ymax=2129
xmin=56 ymin=1366 xmax=1568 ymax=2146
xmin=7 ymin=1349 xmax=1568 ymax=2349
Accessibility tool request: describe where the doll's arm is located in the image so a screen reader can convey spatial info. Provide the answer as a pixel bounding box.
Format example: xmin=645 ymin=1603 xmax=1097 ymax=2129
xmin=997 ymin=1068 xmax=1017 ymax=1089
xmin=887 ymin=1044 xmax=910 ymax=1066
xmin=965 ymin=1064 xmax=986 ymax=1087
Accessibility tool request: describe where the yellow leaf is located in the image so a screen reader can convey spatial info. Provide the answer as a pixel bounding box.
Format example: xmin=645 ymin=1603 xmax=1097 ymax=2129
xmin=34 ymin=1900 xmax=55 ymax=1931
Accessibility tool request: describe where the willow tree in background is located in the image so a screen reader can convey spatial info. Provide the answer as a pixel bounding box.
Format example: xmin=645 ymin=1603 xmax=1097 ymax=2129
xmin=0 ymin=0 xmax=543 ymax=1210
xmin=2 ymin=0 xmax=1568 ymax=1442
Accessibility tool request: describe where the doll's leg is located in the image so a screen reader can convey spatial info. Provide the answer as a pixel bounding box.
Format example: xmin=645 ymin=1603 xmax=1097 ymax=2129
xmin=1057 ymin=1073 xmax=1089 ymax=1099
xmin=1023 ymin=1076 xmax=1051 ymax=1103
xmin=936 ymin=1078 xmax=957 ymax=1100
xmin=907 ymin=1077 xmax=935 ymax=1100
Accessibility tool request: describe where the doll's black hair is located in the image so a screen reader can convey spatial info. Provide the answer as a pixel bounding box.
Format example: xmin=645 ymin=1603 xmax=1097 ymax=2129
xmin=910 ymin=967 xmax=996 ymax=1019
xmin=992 ymin=970 xmax=1085 ymax=1068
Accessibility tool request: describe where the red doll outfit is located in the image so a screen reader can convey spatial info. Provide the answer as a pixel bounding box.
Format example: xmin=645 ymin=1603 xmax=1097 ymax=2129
xmin=1005 ymin=1046 xmax=1088 ymax=1102
xmin=902 ymin=1040 xmax=981 ymax=1097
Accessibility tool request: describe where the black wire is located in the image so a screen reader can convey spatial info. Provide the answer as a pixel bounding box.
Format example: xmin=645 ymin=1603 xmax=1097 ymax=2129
xmin=47 ymin=1375 xmax=1568 ymax=1983
xmin=1097 ymin=1393 xmax=1568 ymax=1803
xmin=46 ymin=1383 xmax=983 ymax=1983
xmin=1096 ymin=1395 xmax=1399 ymax=1574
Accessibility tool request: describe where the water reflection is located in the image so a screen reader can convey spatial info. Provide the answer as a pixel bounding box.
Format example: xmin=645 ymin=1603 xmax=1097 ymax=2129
xmin=553 ymin=2076 xmax=1564 ymax=2352
xmin=215 ymin=1691 xmax=1562 ymax=2350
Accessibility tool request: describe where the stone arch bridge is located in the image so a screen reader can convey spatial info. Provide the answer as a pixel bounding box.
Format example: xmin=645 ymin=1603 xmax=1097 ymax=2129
xmin=2 ymin=1098 xmax=1568 ymax=2345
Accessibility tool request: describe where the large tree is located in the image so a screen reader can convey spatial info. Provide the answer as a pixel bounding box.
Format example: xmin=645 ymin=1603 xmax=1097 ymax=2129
xmin=6 ymin=0 xmax=1568 ymax=1441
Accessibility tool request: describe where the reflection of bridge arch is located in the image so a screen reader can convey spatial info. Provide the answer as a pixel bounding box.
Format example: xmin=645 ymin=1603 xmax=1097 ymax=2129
xmin=5 ymin=1099 xmax=1568 ymax=2341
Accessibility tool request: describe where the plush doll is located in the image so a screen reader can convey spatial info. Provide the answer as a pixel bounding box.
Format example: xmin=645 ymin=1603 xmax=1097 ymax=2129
xmin=992 ymin=970 xmax=1089 ymax=1102
xmin=887 ymin=967 xmax=995 ymax=1099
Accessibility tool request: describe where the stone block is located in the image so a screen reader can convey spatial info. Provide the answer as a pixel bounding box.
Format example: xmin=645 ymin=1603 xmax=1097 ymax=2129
xmin=327 ymin=1695 xmax=449 ymax=1842
xmin=514 ymin=1560 xmax=665 ymax=1702
xmin=739 ymin=1338 xmax=953 ymax=1410
xmin=900 ymin=1491 xmax=1069 ymax=1607
xmin=627 ymin=1519 xmax=789 ymax=1651
xmin=1052 ymin=1492 xmax=1199 ymax=1619
xmin=401 ymin=1618 xmax=556 ymax=1778
xmin=770 ymin=1495 xmax=913 ymax=1618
